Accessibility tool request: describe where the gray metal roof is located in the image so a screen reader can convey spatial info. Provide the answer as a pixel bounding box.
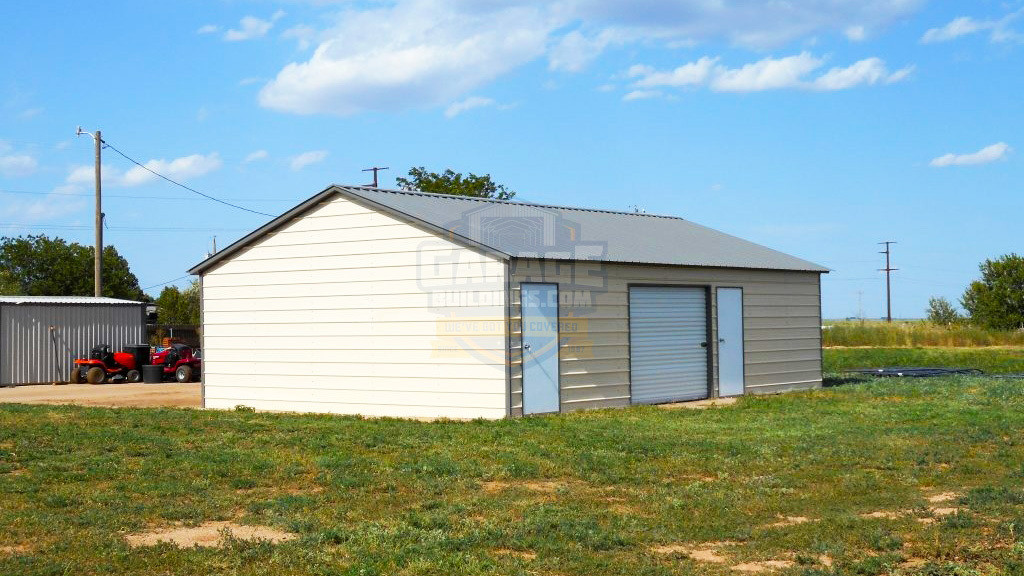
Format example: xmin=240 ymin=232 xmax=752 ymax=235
xmin=0 ymin=296 xmax=144 ymax=305
xmin=191 ymin=185 xmax=828 ymax=274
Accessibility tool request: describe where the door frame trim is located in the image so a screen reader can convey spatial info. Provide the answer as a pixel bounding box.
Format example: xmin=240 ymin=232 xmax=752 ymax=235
xmin=520 ymin=282 xmax=561 ymax=415
xmin=715 ymin=286 xmax=746 ymax=397
xmin=626 ymin=283 xmax=713 ymax=404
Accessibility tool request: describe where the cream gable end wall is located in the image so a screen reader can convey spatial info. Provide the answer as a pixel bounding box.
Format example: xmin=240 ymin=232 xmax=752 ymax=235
xmin=200 ymin=195 xmax=509 ymax=419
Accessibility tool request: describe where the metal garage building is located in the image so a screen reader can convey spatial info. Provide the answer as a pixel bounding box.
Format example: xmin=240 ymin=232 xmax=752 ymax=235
xmin=0 ymin=296 xmax=146 ymax=386
xmin=189 ymin=185 xmax=828 ymax=418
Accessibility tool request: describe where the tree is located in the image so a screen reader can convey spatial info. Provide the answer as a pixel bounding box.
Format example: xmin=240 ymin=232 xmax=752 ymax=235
xmin=154 ymin=280 xmax=200 ymax=325
xmin=926 ymin=296 xmax=961 ymax=326
xmin=396 ymin=167 xmax=516 ymax=200
xmin=0 ymin=269 xmax=20 ymax=295
xmin=961 ymin=254 xmax=1024 ymax=330
xmin=0 ymin=235 xmax=146 ymax=300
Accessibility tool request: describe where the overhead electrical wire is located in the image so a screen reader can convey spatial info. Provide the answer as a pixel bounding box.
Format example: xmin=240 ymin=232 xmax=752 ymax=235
xmin=99 ymin=138 xmax=276 ymax=218
xmin=0 ymin=188 xmax=291 ymax=202
xmin=143 ymin=275 xmax=190 ymax=291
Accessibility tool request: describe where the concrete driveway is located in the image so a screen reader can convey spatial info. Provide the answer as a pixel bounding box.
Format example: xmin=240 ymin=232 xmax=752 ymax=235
xmin=0 ymin=382 xmax=201 ymax=408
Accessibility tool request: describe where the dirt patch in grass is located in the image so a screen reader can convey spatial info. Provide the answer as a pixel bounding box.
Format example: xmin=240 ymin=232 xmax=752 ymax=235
xmin=481 ymin=480 xmax=565 ymax=493
xmin=930 ymin=507 xmax=960 ymax=516
xmin=493 ymin=548 xmax=537 ymax=560
xmin=0 ymin=544 xmax=30 ymax=555
xmin=860 ymin=510 xmax=908 ymax=520
xmin=927 ymin=492 xmax=958 ymax=503
xmin=767 ymin=516 xmax=813 ymax=527
xmin=650 ymin=542 xmax=739 ymax=563
xmin=731 ymin=560 xmax=795 ymax=572
xmin=658 ymin=397 xmax=738 ymax=410
xmin=124 ymin=521 xmax=296 ymax=548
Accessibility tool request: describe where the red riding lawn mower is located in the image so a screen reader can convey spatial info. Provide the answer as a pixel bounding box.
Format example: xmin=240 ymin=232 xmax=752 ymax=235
xmin=69 ymin=343 xmax=201 ymax=384
xmin=151 ymin=343 xmax=202 ymax=383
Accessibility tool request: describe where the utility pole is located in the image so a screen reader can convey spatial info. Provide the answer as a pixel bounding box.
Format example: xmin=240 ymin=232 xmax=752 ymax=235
xmin=362 ymin=166 xmax=389 ymax=187
xmin=878 ymin=241 xmax=897 ymax=322
xmin=77 ymin=127 xmax=103 ymax=297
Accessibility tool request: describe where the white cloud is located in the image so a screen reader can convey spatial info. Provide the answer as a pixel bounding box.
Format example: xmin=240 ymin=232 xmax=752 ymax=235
xmin=121 ymin=153 xmax=222 ymax=186
xmin=0 ymin=154 xmax=38 ymax=177
xmin=921 ymin=10 xmax=1024 ymax=44
xmin=67 ymin=153 xmax=222 ymax=187
xmin=629 ymin=53 xmax=912 ymax=93
xmin=444 ymin=96 xmax=496 ymax=118
xmin=2 ymin=187 xmax=86 ymax=222
xmin=282 ymin=25 xmax=317 ymax=50
xmin=712 ymin=52 xmax=823 ymax=91
xmin=844 ymin=25 xmax=867 ymax=41
xmin=257 ymin=0 xmax=925 ymax=116
xmin=622 ymin=90 xmax=663 ymax=101
xmin=569 ymin=0 xmax=922 ymax=48
xmin=290 ymin=150 xmax=328 ymax=171
xmin=260 ymin=2 xmax=549 ymax=116
xmin=197 ymin=24 xmax=219 ymax=35
xmin=239 ymin=77 xmax=263 ymax=86
xmin=631 ymin=57 xmax=717 ymax=88
xmin=19 ymin=107 xmax=43 ymax=119
xmin=930 ymin=142 xmax=1012 ymax=167
xmin=244 ymin=150 xmax=269 ymax=163
xmin=921 ymin=16 xmax=990 ymax=43
xmin=225 ymin=10 xmax=285 ymax=42
xmin=65 ymin=165 xmax=97 ymax=185
xmin=812 ymin=58 xmax=913 ymax=90
xmin=548 ymin=29 xmax=625 ymax=72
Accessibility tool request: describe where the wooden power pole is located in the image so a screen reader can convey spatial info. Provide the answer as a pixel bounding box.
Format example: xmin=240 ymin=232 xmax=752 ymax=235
xmin=879 ymin=241 xmax=897 ymax=322
xmin=77 ymin=127 xmax=103 ymax=297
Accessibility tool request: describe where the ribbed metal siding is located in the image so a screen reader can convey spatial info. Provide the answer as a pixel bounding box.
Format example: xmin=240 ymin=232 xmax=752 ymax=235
xmin=629 ymin=286 xmax=709 ymax=403
xmin=0 ymin=303 xmax=145 ymax=385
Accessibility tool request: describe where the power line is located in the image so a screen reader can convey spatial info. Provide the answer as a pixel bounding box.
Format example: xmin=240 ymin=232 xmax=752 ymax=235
xmin=0 ymin=188 xmax=292 ymax=202
xmin=100 ymin=139 xmax=275 ymax=218
xmin=143 ymin=275 xmax=190 ymax=291
xmin=0 ymin=222 xmax=248 ymax=232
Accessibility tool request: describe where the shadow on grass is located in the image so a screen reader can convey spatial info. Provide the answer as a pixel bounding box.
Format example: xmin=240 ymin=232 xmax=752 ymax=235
xmin=823 ymin=373 xmax=873 ymax=388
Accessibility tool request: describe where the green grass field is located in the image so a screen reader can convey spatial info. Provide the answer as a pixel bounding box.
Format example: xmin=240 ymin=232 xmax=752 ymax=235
xmin=825 ymin=347 xmax=1024 ymax=375
xmin=4 ymin=369 xmax=1024 ymax=575
xmin=823 ymin=320 xmax=1024 ymax=348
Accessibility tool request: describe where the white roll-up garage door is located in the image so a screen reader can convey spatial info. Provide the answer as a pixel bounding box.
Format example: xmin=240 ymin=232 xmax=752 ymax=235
xmin=629 ymin=286 xmax=709 ymax=404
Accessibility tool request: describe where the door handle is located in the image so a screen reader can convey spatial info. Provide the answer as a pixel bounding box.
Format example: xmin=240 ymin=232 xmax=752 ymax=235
xmin=700 ymin=342 xmax=707 ymax=348
xmin=523 ymin=343 xmax=531 ymax=351
xmin=719 ymin=338 xmax=726 ymax=343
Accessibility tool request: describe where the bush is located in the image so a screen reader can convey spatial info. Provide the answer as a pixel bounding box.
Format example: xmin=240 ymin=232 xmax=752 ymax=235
xmin=962 ymin=254 xmax=1024 ymax=330
xmin=927 ymin=297 xmax=963 ymax=326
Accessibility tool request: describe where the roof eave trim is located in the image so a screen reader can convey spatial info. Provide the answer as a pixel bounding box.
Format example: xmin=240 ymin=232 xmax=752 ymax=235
xmin=187 ymin=185 xmax=511 ymax=275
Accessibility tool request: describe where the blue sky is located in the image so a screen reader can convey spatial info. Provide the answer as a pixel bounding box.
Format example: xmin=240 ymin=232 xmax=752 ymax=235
xmin=1 ymin=0 xmax=1021 ymax=318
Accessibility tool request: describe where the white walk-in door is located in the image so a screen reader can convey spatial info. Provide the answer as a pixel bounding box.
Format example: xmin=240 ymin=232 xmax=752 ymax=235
xmin=521 ymin=283 xmax=560 ymax=414
xmin=717 ymin=287 xmax=745 ymax=396
xmin=629 ymin=286 xmax=709 ymax=403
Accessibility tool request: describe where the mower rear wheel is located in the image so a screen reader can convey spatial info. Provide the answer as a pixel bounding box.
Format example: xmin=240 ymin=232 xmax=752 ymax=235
xmin=68 ymin=367 xmax=83 ymax=384
xmin=126 ymin=369 xmax=141 ymax=383
xmin=85 ymin=367 xmax=105 ymax=384
xmin=175 ymin=365 xmax=193 ymax=383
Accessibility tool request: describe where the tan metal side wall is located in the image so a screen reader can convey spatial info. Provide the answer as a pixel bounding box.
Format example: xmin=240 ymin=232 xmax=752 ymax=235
xmin=508 ymin=259 xmax=822 ymax=415
xmin=200 ymin=195 xmax=508 ymax=419
xmin=0 ymin=304 xmax=145 ymax=385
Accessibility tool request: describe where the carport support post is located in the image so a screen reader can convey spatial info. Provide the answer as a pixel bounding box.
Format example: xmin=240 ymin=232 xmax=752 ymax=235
xmin=94 ymin=130 xmax=103 ymax=297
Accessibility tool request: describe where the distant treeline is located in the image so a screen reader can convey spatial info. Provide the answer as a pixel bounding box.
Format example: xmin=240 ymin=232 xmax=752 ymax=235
xmin=823 ymin=320 xmax=1024 ymax=348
